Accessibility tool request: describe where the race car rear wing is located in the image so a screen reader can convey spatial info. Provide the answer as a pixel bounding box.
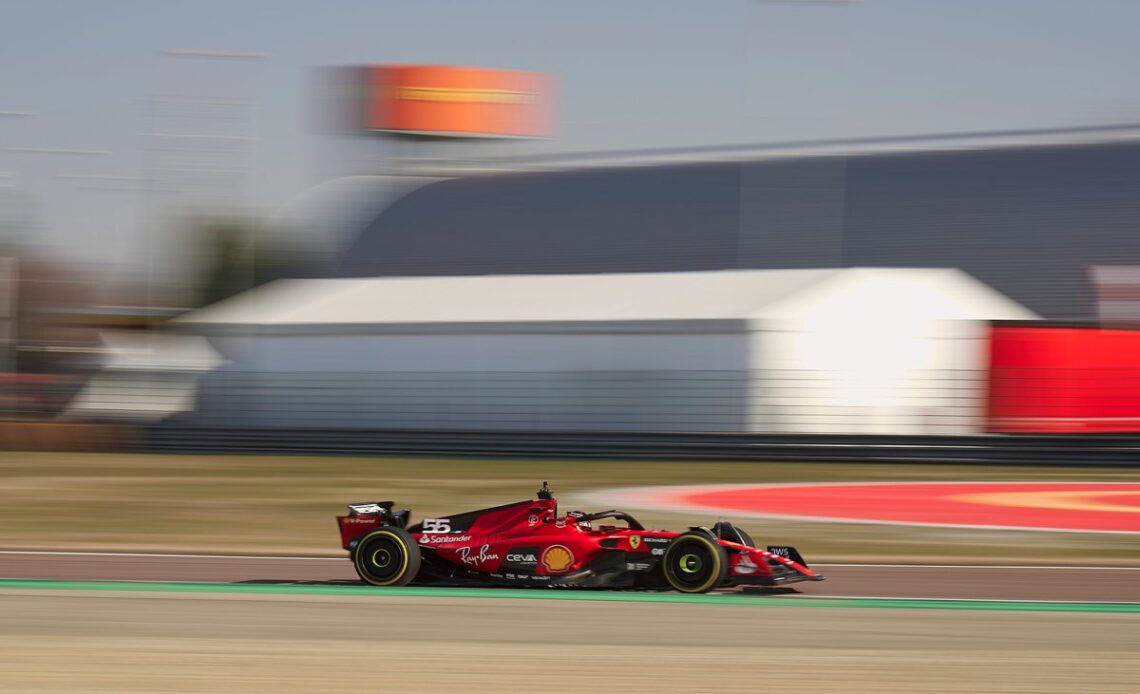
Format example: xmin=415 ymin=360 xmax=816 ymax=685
xmin=346 ymin=501 xmax=410 ymax=528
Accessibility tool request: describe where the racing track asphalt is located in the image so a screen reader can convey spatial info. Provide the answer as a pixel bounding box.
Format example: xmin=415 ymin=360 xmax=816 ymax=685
xmin=2 ymin=551 xmax=1139 ymax=603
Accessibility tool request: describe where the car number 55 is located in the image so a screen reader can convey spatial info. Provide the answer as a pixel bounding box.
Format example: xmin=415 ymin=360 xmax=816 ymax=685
xmin=422 ymin=518 xmax=451 ymax=534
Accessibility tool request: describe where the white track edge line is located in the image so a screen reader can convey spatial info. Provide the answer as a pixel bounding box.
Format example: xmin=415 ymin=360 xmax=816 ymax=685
xmin=813 ymin=563 xmax=1140 ymax=570
xmin=0 ymin=550 xmax=345 ymax=561
xmin=801 ymin=595 xmax=1140 ymax=605
xmin=0 ymin=578 xmax=1134 ymax=606
xmin=2 ymin=550 xmax=1139 ymax=571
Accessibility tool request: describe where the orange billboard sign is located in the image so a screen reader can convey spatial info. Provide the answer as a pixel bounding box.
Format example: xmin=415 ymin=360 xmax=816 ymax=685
xmin=364 ymin=65 xmax=553 ymax=138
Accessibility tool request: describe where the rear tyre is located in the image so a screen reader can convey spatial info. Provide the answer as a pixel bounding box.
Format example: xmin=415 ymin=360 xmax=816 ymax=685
xmin=663 ymin=532 xmax=728 ymax=594
xmin=353 ymin=526 xmax=421 ymax=587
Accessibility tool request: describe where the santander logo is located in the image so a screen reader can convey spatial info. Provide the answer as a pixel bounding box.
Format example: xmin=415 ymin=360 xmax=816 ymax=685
xmin=420 ymin=534 xmax=472 ymax=545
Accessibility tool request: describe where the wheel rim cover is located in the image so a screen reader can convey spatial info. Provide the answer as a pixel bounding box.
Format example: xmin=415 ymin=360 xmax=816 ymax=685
xmin=679 ymin=553 xmax=702 ymax=574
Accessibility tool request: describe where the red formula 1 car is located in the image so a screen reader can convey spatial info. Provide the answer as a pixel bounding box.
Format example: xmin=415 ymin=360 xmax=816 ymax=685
xmin=336 ymin=482 xmax=822 ymax=593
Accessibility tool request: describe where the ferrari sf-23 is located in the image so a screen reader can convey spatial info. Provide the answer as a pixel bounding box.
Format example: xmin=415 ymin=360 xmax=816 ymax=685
xmin=336 ymin=482 xmax=822 ymax=593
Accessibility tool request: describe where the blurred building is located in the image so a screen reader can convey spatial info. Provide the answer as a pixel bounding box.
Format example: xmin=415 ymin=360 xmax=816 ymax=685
xmin=328 ymin=125 xmax=1140 ymax=322
xmin=175 ymin=268 xmax=1034 ymax=434
xmin=46 ymin=123 xmax=1140 ymax=434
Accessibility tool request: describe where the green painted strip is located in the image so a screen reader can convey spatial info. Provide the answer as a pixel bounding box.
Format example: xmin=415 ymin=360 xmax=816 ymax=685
xmin=2 ymin=579 xmax=1138 ymax=613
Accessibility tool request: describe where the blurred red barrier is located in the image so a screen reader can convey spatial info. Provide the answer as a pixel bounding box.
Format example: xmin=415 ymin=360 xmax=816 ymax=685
xmin=988 ymin=325 xmax=1140 ymax=433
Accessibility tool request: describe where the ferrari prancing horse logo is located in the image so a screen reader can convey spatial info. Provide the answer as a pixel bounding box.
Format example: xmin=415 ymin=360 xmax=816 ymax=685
xmin=629 ymin=535 xmax=641 ymax=549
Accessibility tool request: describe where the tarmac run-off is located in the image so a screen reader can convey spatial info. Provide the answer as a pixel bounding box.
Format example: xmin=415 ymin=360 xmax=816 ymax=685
xmin=589 ymin=481 xmax=1140 ymax=534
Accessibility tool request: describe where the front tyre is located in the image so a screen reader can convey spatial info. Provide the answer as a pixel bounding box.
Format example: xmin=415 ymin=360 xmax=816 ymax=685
xmin=663 ymin=532 xmax=728 ymax=594
xmin=353 ymin=526 xmax=421 ymax=587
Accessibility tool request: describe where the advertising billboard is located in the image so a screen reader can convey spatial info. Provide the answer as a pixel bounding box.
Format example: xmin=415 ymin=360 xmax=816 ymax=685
xmin=361 ymin=65 xmax=553 ymax=138
xmin=987 ymin=324 xmax=1140 ymax=433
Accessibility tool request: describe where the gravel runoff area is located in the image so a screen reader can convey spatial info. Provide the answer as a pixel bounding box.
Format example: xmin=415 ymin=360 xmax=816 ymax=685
xmin=1 ymin=587 xmax=1137 ymax=693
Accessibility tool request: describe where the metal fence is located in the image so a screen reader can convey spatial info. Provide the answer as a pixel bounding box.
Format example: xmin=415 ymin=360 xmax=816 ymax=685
xmin=43 ymin=368 xmax=987 ymax=435
xmin=7 ymin=367 xmax=1140 ymax=464
xmin=138 ymin=427 xmax=1140 ymax=466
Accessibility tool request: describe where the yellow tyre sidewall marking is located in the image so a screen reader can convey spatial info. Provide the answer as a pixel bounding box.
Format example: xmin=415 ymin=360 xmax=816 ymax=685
xmin=951 ymin=490 xmax=1140 ymax=515
xmin=354 ymin=529 xmax=411 ymax=586
xmin=665 ymin=535 xmax=722 ymax=593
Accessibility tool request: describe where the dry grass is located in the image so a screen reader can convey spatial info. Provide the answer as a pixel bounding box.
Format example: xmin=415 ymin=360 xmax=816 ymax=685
xmin=1 ymin=451 xmax=1137 ymax=562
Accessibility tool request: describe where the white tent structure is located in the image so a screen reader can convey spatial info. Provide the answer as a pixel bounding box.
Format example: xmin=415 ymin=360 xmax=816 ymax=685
xmin=176 ymin=268 xmax=1036 ymax=434
xmin=62 ymin=332 xmax=223 ymax=421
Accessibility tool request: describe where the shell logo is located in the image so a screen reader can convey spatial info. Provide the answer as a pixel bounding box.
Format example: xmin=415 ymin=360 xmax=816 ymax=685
xmin=541 ymin=545 xmax=574 ymax=573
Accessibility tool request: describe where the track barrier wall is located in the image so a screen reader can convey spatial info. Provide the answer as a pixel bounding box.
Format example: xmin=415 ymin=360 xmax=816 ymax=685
xmin=988 ymin=325 xmax=1140 ymax=433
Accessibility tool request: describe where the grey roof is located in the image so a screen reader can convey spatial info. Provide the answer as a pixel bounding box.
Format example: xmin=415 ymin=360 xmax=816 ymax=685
xmin=329 ymin=135 xmax=1140 ymax=321
xmin=180 ymin=267 xmax=1035 ymax=334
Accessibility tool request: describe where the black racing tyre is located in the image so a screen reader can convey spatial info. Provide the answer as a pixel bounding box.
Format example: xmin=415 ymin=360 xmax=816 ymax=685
xmin=662 ymin=532 xmax=729 ymax=594
xmin=353 ymin=526 xmax=421 ymax=587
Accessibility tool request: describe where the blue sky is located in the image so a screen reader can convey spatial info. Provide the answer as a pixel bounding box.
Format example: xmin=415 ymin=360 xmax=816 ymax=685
xmin=3 ymin=0 xmax=1140 ymax=271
